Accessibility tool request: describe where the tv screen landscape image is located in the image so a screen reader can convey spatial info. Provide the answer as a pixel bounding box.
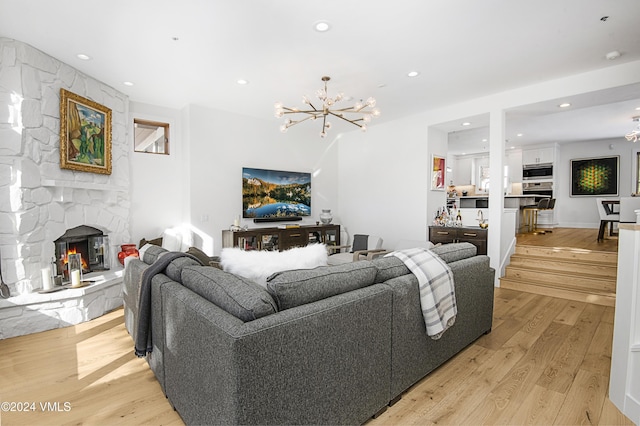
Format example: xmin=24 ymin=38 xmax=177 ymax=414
xmin=242 ymin=167 xmax=311 ymax=219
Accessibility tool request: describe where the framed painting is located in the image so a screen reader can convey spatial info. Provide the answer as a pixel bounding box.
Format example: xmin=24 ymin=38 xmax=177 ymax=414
xmin=59 ymin=89 xmax=112 ymax=174
xmin=570 ymin=155 xmax=619 ymax=196
xmin=431 ymin=154 xmax=446 ymax=191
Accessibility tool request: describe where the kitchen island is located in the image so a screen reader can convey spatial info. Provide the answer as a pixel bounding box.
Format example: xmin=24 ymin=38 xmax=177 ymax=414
xmin=458 ymin=194 xmax=548 ymax=209
xmin=456 ymin=194 xmax=551 ymax=229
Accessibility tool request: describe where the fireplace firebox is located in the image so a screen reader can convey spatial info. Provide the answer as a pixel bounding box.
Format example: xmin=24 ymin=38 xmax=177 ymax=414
xmin=53 ymin=226 xmax=110 ymax=280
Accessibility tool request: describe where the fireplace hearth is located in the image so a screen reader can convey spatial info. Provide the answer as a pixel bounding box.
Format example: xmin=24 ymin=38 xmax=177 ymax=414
xmin=54 ymin=226 xmax=110 ymax=280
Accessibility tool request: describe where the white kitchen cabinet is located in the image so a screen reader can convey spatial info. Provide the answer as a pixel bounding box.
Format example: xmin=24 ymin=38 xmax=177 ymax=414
xmin=506 ymin=150 xmax=523 ymax=183
xmin=453 ymin=156 xmax=473 ymax=185
xmin=522 ymin=147 xmax=554 ymax=165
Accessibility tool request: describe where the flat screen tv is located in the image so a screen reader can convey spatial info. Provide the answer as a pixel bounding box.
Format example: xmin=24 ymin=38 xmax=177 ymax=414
xmin=242 ymin=167 xmax=311 ymax=219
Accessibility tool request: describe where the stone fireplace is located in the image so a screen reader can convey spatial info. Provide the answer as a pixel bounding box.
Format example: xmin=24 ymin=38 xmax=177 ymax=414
xmin=54 ymin=225 xmax=111 ymax=280
xmin=0 ymin=38 xmax=131 ymax=338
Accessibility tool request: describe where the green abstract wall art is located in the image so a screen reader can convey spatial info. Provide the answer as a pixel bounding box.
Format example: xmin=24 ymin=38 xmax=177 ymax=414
xmin=570 ymin=156 xmax=619 ymax=196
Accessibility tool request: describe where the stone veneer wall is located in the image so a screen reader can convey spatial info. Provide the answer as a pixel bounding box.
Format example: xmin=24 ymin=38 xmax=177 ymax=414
xmin=0 ymin=37 xmax=131 ymax=296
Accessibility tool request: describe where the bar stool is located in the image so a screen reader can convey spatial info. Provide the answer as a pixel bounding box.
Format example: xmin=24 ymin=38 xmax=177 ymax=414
xmin=522 ymin=198 xmax=550 ymax=234
xmin=542 ymin=198 xmax=556 ymax=233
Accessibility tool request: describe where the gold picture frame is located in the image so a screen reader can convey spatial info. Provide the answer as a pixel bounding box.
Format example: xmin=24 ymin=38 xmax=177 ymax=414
xmin=59 ymin=89 xmax=112 ymax=174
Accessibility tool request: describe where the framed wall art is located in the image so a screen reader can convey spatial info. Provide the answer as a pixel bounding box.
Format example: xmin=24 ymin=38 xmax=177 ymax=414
xmin=431 ymin=154 xmax=446 ymax=191
xmin=59 ymin=89 xmax=112 ymax=174
xmin=570 ymin=155 xmax=619 ymax=196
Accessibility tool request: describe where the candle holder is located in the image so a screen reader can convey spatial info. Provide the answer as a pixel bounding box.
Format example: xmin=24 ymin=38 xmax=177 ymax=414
xmin=68 ymin=253 xmax=83 ymax=287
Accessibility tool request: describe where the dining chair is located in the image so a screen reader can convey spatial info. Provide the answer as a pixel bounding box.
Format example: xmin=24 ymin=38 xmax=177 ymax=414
xmin=327 ymin=234 xmax=384 ymax=265
xmin=596 ymin=197 xmax=620 ymax=241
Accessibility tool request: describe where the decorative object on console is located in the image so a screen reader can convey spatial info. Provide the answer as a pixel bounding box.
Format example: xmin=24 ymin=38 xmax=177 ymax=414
xmin=59 ymin=89 xmax=112 ymax=175
xmin=242 ymin=167 xmax=311 ymax=220
xmin=274 ymin=76 xmax=380 ymax=138
xmin=570 ymin=156 xmax=619 ymax=196
xmin=319 ymin=209 xmax=333 ymax=224
xmin=118 ymin=244 xmax=139 ymax=265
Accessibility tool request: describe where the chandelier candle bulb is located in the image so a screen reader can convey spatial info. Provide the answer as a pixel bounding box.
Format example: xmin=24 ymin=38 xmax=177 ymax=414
xmin=275 ymin=76 xmax=379 ymax=138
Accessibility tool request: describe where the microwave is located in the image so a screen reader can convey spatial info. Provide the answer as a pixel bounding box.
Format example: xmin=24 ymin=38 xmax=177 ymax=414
xmin=522 ymin=163 xmax=553 ymax=180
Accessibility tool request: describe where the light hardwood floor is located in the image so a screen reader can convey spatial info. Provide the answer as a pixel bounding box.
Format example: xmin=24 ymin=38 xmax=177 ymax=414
xmin=0 ymin=229 xmax=632 ymax=425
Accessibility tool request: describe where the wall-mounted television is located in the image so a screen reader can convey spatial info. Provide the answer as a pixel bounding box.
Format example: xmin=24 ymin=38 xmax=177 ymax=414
xmin=242 ymin=167 xmax=311 ymax=219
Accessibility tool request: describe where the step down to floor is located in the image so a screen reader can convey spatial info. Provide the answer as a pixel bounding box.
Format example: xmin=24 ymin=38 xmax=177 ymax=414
xmin=503 ymin=265 xmax=617 ymax=294
xmin=508 ymin=255 xmax=617 ymax=279
xmin=500 ymin=277 xmax=616 ymax=307
xmin=502 ymin=244 xmax=618 ymax=307
xmin=514 ymin=245 xmax=618 ymax=264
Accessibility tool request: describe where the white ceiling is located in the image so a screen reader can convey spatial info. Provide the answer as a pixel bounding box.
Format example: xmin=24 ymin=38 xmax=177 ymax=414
xmin=1 ymin=0 xmax=639 ymax=149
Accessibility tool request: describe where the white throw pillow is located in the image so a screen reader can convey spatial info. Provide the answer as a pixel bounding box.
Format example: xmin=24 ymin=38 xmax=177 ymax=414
xmin=220 ymin=244 xmax=328 ymax=287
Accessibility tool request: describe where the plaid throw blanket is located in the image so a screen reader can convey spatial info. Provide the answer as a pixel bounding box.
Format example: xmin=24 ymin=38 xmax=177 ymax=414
xmin=386 ymin=248 xmax=457 ymax=339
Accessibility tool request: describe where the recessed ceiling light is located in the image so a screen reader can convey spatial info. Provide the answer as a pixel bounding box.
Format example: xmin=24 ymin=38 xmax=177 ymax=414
xmin=635 ymin=107 xmax=640 ymax=111
xmin=559 ymin=102 xmax=571 ymax=108
xmin=123 ymin=81 xmax=134 ymax=86
xmin=76 ymin=53 xmax=91 ymax=60
xmin=407 ymin=71 xmax=419 ymax=77
xmin=482 ymin=138 xmax=488 ymax=142
xmin=510 ymin=146 xmax=516 ymax=149
xmin=462 ymin=122 xmax=471 ymax=126
xmin=236 ymin=79 xmax=249 ymax=85
xmin=314 ymin=21 xmax=331 ymax=32
xmin=517 ymin=133 xmax=523 ymax=137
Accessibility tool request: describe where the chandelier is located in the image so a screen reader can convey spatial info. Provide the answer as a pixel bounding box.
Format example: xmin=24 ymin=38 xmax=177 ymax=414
xmin=625 ymin=116 xmax=640 ymax=142
xmin=274 ymin=76 xmax=380 ymax=138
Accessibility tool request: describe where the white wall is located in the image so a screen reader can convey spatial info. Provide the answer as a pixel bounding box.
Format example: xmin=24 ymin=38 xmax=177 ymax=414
xmin=557 ymin=138 xmax=635 ymax=228
xmin=338 ymin=115 xmax=432 ymax=248
xmin=129 ymin=103 xmax=339 ymax=255
xmin=129 ymin=102 xmax=186 ymax=246
xmin=186 ymin=105 xmax=339 ymax=255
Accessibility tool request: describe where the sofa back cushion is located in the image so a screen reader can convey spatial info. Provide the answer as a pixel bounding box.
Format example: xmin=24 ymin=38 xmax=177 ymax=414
xmin=165 ymin=256 xmax=202 ymax=283
xmin=181 ymin=266 xmax=277 ymax=322
xmin=431 ymin=242 xmax=477 ymax=263
xmin=266 ymin=261 xmax=378 ymax=310
xmin=372 ymin=256 xmax=411 ymax=283
xmin=139 ymin=244 xmax=169 ymax=265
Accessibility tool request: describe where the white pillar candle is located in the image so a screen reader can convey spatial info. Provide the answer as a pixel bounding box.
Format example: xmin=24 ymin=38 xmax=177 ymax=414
xmin=71 ymin=269 xmax=81 ymax=286
xmin=41 ymin=267 xmax=53 ymax=290
xmin=233 ymin=216 xmax=240 ymax=227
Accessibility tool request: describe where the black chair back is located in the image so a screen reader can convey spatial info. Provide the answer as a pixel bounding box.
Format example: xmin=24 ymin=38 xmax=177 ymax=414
xmin=537 ymin=198 xmax=550 ymax=209
xmin=546 ymin=198 xmax=556 ymax=209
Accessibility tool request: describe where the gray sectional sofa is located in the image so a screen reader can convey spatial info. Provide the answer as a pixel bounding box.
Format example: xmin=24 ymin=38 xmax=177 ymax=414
xmin=123 ymin=243 xmax=495 ymax=425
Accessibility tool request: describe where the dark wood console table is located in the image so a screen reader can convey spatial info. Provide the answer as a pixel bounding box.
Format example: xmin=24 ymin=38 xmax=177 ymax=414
xmin=222 ymin=224 xmax=340 ymax=252
xmin=428 ymin=225 xmax=487 ymax=255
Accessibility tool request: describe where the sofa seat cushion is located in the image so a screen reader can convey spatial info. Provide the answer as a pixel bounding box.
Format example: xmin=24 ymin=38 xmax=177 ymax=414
xmin=181 ymin=266 xmax=278 ymax=322
xmin=220 ymin=244 xmax=328 ymax=287
xmin=431 ymin=242 xmax=477 ymax=263
xmin=266 ymin=261 xmax=378 ymax=310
